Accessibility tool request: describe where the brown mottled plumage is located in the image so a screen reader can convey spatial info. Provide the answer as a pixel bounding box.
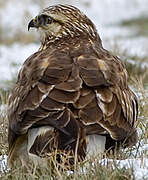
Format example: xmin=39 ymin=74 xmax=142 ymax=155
xmin=8 ymin=4 xmax=138 ymax=167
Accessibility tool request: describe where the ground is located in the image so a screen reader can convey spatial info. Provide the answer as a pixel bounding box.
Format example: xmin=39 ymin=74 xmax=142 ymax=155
xmin=0 ymin=0 xmax=148 ymax=179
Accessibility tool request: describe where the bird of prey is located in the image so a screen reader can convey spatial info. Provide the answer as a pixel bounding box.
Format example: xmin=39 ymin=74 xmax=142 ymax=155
xmin=8 ymin=4 xmax=138 ymax=167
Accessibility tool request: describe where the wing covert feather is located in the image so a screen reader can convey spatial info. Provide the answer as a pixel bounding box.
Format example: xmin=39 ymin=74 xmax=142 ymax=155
xmin=76 ymin=54 xmax=138 ymax=141
xmin=8 ymin=48 xmax=79 ymax=137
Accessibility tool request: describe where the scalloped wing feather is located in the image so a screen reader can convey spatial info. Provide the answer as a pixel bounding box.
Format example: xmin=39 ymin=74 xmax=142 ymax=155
xmin=8 ymin=40 xmax=138 ymax=166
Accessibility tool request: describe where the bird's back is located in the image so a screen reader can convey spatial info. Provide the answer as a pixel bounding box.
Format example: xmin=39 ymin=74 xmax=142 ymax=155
xmin=8 ymin=37 xmax=138 ymax=167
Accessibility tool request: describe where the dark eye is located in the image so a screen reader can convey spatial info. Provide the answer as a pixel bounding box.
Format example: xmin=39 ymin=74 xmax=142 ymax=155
xmin=37 ymin=15 xmax=54 ymax=26
xmin=42 ymin=15 xmax=54 ymax=24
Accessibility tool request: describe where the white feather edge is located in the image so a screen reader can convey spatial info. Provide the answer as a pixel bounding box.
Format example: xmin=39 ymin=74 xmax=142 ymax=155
xmin=27 ymin=127 xmax=106 ymax=164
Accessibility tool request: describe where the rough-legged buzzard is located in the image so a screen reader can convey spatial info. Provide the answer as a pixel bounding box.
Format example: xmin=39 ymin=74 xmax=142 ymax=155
xmin=8 ymin=4 xmax=138 ymax=167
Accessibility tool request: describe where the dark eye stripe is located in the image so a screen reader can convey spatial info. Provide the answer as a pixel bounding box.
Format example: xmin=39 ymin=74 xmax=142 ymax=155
xmin=37 ymin=15 xmax=54 ymax=25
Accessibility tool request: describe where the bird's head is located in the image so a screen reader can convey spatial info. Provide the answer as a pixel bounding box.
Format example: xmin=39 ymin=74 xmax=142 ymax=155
xmin=28 ymin=4 xmax=100 ymax=46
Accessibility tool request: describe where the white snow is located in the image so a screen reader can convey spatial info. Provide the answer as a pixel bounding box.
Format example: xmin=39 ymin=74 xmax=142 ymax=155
xmin=0 ymin=43 xmax=39 ymax=86
xmin=0 ymin=155 xmax=8 ymax=174
xmin=99 ymin=158 xmax=148 ymax=180
xmin=106 ymin=36 xmax=148 ymax=58
xmin=0 ymin=0 xmax=40 ymax=37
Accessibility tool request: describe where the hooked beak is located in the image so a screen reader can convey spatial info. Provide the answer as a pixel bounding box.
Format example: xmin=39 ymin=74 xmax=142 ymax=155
xmin=28 ymin=18 xmax=38 ymax=31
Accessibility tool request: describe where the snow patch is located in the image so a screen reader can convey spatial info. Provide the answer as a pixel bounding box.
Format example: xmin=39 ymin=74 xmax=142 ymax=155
xmin=0 ymin=43 xmax=39 ymax=85
xmin=0 ymin=155 xmax=8 ymax=174
xmin=99 ymin=158 xmax=148 ymax=180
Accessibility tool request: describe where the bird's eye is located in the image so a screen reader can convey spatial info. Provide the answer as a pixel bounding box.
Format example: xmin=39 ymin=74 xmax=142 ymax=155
xmin=42 ymin=15 xmax=54 ymax=25
xmin=37 ymin=15 xmax=54 ymax=26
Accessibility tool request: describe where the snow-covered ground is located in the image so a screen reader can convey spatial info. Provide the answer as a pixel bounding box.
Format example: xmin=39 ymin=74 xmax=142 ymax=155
xmin=0 ymin=43 xmax=38 ymax=84
xmin=0 ymin=0 xmax=148 ymax=179
xmin=0 ymin=155 xmax=8 ymax=174
xmin=1 ymin=155 xmax=148 ymax=179
xmin=99 ymin=158 xmax=148 ymax=180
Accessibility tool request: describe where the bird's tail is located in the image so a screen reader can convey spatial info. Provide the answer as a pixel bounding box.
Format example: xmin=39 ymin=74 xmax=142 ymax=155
xmin=8 ymin=134 xmax=28 ymax=168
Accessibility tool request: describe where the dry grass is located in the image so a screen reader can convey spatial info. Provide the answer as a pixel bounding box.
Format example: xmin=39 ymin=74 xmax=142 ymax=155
xmin=0 ymin=154 xmax=137 ymax=180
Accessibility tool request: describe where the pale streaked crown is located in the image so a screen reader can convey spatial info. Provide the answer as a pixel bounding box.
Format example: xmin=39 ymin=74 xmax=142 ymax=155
xmin=28 ymin=4 xmax=99 ymax=45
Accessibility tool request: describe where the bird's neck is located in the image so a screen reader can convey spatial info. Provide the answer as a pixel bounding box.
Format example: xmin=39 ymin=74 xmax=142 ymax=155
xmin=39 ymin=33 xmax=102 ymax=51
